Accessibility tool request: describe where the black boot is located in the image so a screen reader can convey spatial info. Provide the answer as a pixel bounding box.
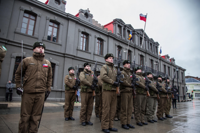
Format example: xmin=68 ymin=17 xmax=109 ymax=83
xmin=102 ymin=129 xmax=110 ymax=133
xmin=69 ymin=117 xmax=75 ymax=120
xmin=82 ymin=122 xmax=86 ymax=126
xmin=86 ymin=121 xmax=93 ymax=125
xmin=166 ymin=114 xmax=173 ymax=118
xmin=148 ymin=120 xmax=154 ymax=123
xmin=109 ymin=128 xmax=118 ymax=132
xmin=137 ymin=122 xmax=143 ymax=126
xmin=127 ymin=124 xmax=135 ymax=128
xmin=121 ymin=125 xmax=129 ymax=130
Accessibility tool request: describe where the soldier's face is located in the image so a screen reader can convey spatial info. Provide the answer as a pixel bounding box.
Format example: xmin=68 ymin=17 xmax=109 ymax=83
xmin=124 ymin=63 xmax=130 ymax=68
xmin=158 ymin=77 xmax=162 ymax=81
xmin=136 ymin=69 xmax=142 ymax=73
xmin=147 ymin=74 xmax=153 ymax=78
xmin=69 ymin=69 xmax=74 ymax=74
xmin=167 ymin=79 xmax=170 ymax=82
xmin=33 ymin=46 xmax=44 ymax=53
xmin=105 ymin=57 xmax=113 ymax=63
xmin=85 ymin=65 xmax=91 ymax=70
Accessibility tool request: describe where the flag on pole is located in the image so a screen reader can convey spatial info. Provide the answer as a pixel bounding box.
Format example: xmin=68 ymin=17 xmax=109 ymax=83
xmin=140 ymin=14 xmax=147 ymax=22
xmin=45 ymin=0 xmax=49 ymax=5
xmin=128 ymin=31 xmax=132 ymax=40
xmin=159 ymin=47 xmax=162 ymax=55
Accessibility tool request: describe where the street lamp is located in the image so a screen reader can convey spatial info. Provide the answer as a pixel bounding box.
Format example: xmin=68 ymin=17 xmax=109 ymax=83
xmin=176 ymin=67 xmax=179 ymax=102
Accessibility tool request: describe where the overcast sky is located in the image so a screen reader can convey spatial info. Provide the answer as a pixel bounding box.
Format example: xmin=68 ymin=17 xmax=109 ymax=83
xmin=39 ymin=0 xmax=200 ymax=77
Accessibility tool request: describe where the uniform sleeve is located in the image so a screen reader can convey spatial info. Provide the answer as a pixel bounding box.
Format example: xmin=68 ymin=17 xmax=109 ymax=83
xmin=149 ymin=82 xmax=158 ymax=92
xmin=79 ymin=72 xmax=92 ymax=86
xmin=15 ymin=59 xmax=26 ymax=88
xmin=97 ymin=78 xmax=103 ymax=87
xmin=135 ymin=76 xmax=145 ymax=89
xmin=46 ymin=61 xmax=52 ymax=92
xmin=65 ymin=75 xmax=75 ymax=88
xmin=100 ymin=65 xmax=114 ymax=85
xmin=121 ymin=71 xmax=131 ymax=87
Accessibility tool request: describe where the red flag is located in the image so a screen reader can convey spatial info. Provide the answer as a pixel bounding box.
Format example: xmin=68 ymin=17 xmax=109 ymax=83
xmin=140 ymin=14 xmax=147 ymax=22
xmin=45 ymin=0 xmax=49 ymax=5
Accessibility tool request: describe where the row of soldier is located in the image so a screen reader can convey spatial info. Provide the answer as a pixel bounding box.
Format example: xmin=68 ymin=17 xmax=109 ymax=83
xmin=14 ymin=42 xmax=178 ymax=133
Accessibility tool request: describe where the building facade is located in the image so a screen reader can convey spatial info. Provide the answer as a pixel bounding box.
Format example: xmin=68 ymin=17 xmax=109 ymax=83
xmin=0 ymin=0 xmax=186 ymax=101
xmin=185 ymin=78 xmax=200 ymax=100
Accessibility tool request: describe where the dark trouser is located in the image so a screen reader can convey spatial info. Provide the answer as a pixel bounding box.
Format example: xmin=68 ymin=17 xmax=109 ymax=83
xmin=157 ymin=97 xmax=167 ymax=118
xmin=115 ymin=95 xmax=121 ymax=119
xmin=18 ymin=93 xmax=45 ymax=133
xmin=95 ymin=93 xmax=100 ymax=116
xmin=76 ymin=95 xmax=79 ymax=102
xmin=6 ymin=93 xmax=12 ymax=101
xmin=120 ymin=92 xmax=133 ymax=125
xmin=99 ymin=91 xmax=102 ymax=121
xmin=172 ymin=99 xmax=177 ymax=108
xmin=64 ymin=91 xmax=76 ymax=118
xmin=80 ymin=92 xmax=94 ymax=123
xmin=101 ymin=90 xmax=117 ymax=129
xmin=146 ymin=97 xmax=157 ymax=121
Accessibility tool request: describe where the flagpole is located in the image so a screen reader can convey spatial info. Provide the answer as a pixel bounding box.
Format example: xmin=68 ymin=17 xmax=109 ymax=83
xmin=141 ymin=13 xmax=147 ymax=48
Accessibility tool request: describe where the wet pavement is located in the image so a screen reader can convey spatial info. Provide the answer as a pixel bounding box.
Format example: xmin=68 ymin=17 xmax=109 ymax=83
xmin=0 ymin=100 xmax=200 ymax=133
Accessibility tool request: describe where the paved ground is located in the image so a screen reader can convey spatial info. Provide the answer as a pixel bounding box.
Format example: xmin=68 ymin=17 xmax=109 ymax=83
xmin=0 ymin=100 xmax=200 ymax=133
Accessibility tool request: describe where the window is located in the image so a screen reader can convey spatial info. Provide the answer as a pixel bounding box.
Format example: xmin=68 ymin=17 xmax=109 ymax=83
xmin=168 ymin=66 xmax=170 ymax=76
xmin=181 ymin=72 xmax=184 ymax=82
xmin=80 ymin=32 xmax=89 ymax=51
xmin=156 ymin=61 xmax=159 ymax=71
xmin=117 ymin=46 xmax=122 ymax=58
xmin=12 ymin=56 xmax=25 ymax=83
xmin=140 ymin=55 xmax=144 ymax=66
xmin=140 ymin=37 xmax=143 ymax=46
xmin=150 ymin=43 xmax=152 ymax=51
xmin=156 ymin=46 xmax=158 ymax=54
xmin=51 ymin=62 xmax=56 ymax=87
xmin=164 ymin=65 xmax=166 ymax=74
xmin=21 ymin=12 xmax=36 ymax=36
xmin=127 ymin=50 xmax=131 ymax=61
xmin=55 ymin=0 xmax=61 ymax=5
xmin=150 ymin=59 xmax=153 ymax=69
xmin=47 ymin=21 xmax=59 ymax=42
xmin=95 ymin=38 xmax=103 ymax=55
xmin=123 ymin=28 xmax=126 ymax=38
xmin=118 ymin=25 xmax=122 ymax=35
xmin=195 ymin=93 xmax=200 ymax=97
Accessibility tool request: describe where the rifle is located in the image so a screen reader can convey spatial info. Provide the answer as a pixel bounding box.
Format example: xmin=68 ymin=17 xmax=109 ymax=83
xmin=92 ymin=61 xmax=98 ymax=96
xmin=144 ymin=64 xmax=150 ymax=97
xmin=171 ymin=69 xmax=178 ymax=98
xmin=74 ymin=66 xmax=80 ymax=95
xmin=165 ymin=75 xmax=170 ymax=99
xmin=115 ymin=53 xmax=123 ymax=94
xmin=156 ymin=77 xmax=162 ymax=99
xmin=131 ymin=58 xmax=138 ymax=97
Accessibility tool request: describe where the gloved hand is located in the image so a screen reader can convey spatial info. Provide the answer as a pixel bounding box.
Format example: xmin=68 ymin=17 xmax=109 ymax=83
xmin=45 ymin=91 xmax=50 ymax=101
xmin=16 ymin=88 xmax=23 ymax=95
xmin=91 ymin=85 xmax=95 ymax=90
xmin=113 ymin=82 xmax=119 ymax=87
xmin=145 ymin=86 xmax=149 ymax=91
xmin=131 ymin=84 xmax=135 ymax=88
xmin=73 ymin=86 xmax=77 ymax=90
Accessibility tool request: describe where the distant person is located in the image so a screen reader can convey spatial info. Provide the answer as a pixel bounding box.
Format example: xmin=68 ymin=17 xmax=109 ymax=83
xmin=76 ymin=89 xmax=80 ymax=103
xmin=177 ymin=92 xmax=180 ymax=102
xmin=191 ymin=94 xmax=193 ymax=100
xmin=172 ymin=92 xmax=178 ymax=109
xmin=6 ymin=80 xmax=14 ymax=101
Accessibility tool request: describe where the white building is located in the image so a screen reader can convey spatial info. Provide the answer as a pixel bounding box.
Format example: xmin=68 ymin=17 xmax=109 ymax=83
xmin=185 ymin=78 xmax=200 ymax=100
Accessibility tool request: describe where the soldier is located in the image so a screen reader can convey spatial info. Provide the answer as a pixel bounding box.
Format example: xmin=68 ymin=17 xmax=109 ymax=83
xmin=146 ymin=72 xmax=159 ymax=123
xmin=95 ymin=74 xmax=100 ymax=118
xmin=156 ymin=75 xmax=168 ymax=121
xmin=134 ymin=66 xmax=148 ymax=126
xmin=15 ymin=42 xmax=52 ymax=133
xmin=0 ymin=45 xmax=7 ymax=78
xmin=101 ymin=53 xmax=119 ymax=133
xmin=164 ymin=77 xmax=173 ymax=118
xmin=64 ymin=67 xmax=77 ymax=121
xmin=79 ymin=62 xmax=94 ymax=126
xmin=114 ymin=93 xmax=121 ymax=121
xmin=120 ymin=60 xmax=135 ymax=130
xmin=98 ymin=75 xmax=103 ymax=122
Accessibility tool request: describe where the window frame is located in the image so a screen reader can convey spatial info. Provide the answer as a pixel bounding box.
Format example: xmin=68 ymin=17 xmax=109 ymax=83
xmin=80 ymin=32 xmax=89 ymax=51
xmin=96 ymin=38 xmax=103 ymax=56
xmin=47 ymin=21 xmax=59 ymax=42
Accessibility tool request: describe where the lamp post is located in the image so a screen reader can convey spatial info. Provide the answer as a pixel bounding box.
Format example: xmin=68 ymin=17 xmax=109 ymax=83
xmin=176 ymin=67 xmax=179 ymax=102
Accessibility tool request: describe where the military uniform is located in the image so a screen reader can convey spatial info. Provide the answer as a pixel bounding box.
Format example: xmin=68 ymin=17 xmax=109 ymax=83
xmin=134 ymin=72 xmax=147 ymax=125
xmin=97 ymin=76 xmax=103 ymax=121
xmin=64 ymin=71 xmax=76 ymax=120
xmin=146 ymin=78 xmax=158 ymax=122
xmin=0 ymin=45 xmax=7 ymax=78
xmin=156 ymin=80 xmax=168 ymax=120
xmin=164 ymin=82 xmax=173 ymax=118
xmin=100 ymin=61 xmax=117 ymax=130
xmin=120 ymin=67 xmax=134 ymax=128
xmin=95 ymin=83 xmax=100 ymax=117
xmin=79 ymin=69 xmax=94 ymax=125
xmin=15 ymin=52 xmax=52 ymax=133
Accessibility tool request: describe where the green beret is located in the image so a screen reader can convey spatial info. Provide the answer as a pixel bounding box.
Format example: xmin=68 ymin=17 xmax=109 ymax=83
xmin=163 ymin=77 xmax=170 ymax=80
xmin=135 ymin=66 xmax=142 ymax=71
xmin=84 ymin=62 xmax=91 ymax=67
xmin=157 ymin=75 xmax=163 ymax=78
xmin=123 ymin=60 xmax=131 ymax=65
xmin=68 ymin=67 xmax=75 ymax=72
xmin=104 ymin=53 xmax=114 ymax=59
xmin=33 ymin=42 xmax=46 ymax=50
xmin=147 ymin=71 xmax=152 ymax=75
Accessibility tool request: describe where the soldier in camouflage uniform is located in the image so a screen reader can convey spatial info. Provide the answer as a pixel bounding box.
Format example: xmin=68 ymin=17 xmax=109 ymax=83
xmin=146 ymin=72 xmax=159 ymax=123
xmin=156 ymin=75 xmax=168 ymax=121
xmin=97 ymin=75 xmax=103 ymax=122
xmin=164 ymin=77 xmax=173 ymax=118
xmin=120 ymin=60 xmax=135 ymax=130
xmin=134 ymin=66 xmax=148 ymax=126
xmin=64 ymin=67 xmax=77 ymax=121
xmin=79 ymin=63 xmax=94 ymax=126
xmin=101 ymin=53 xmax=119 ymax=133
xmin=0 ymin=45 xmax=7 ymax=78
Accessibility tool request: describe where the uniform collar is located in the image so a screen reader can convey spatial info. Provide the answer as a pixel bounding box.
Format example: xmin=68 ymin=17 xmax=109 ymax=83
xmin=33 ymin=52 xmax=44 ymax=61
xmin=106 ymin=61 xmax=114 ymax=67
xmin=69 ymin=73 xmax=74 ymax=76
xmin=84 ymin=69 xmax=91 ymax=74
xmin=123 ymin=67 xmax=130 ymax=73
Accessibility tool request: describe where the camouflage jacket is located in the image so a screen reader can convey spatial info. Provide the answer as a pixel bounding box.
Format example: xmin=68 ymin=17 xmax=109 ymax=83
xmin=135 ymin=73 xmax=146 ymax=95
xmin=64 ymin=73 xmax=76 ymax=92
xmin=79 ymin=69 xmax=93 ymax=93
xmin=120 ymin=67 xmax=132 ymax=93
xmin=158 ymin=81 xmax=167 ymax=97
xmin=148 ymin=78 xmax=158 ymax=97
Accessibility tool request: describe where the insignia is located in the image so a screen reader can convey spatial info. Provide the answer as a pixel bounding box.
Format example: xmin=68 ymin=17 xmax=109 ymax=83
xmin=29 ymin=63 xmax=35 ymax=65
xmin=43 ymin=64 xmax=48 ymax=67
xmin=40 ymin=43 xmax=43 ymax=46
xmin=130 ymin=75 xmax=132 ymax=78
